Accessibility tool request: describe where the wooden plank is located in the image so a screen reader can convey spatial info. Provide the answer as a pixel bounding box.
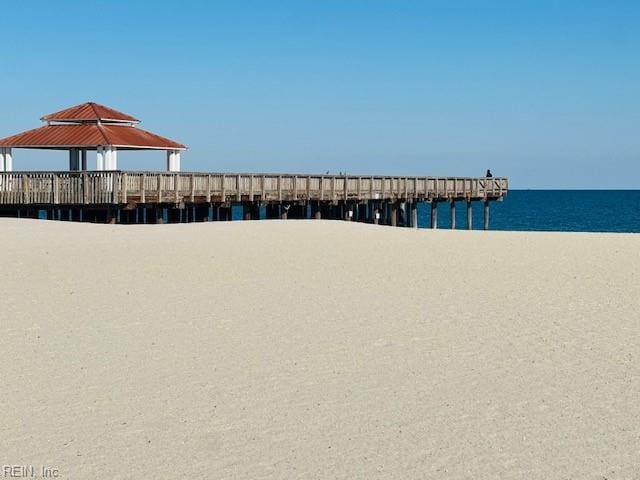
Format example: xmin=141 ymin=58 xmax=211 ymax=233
xmin=206 ymin=174 xmax=212 ymax=202
xmin=141 ymin=173 xmax=146 ymax=203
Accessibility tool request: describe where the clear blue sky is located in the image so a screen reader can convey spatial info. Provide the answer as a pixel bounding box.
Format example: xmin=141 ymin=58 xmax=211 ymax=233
xmin=1 ymin=0 xmax=638 ymax=188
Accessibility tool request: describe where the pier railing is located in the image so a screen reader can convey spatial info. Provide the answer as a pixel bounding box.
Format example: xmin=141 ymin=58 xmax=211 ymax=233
xmin=0 ymin=171 xmax=507 ymax=206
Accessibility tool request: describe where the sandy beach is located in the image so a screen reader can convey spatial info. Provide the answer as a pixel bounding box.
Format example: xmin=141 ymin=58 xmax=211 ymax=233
xmin=1 ymin=218 xmax=639 ymax=479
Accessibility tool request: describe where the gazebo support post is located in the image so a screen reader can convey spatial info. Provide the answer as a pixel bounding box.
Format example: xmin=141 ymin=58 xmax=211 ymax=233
xmin=166 ymin=150 xmax=181 ymax=172
xmin=81 ymin=150 xmax=87 ymax=171
xmin=104 ymin=146 xmax=117 ymax=170
xmin=69 ymin=148 xmax=80 ymax=171
xmin=0 ymin=148 xmax=12 ymax=172
xmin=96 ymin=146 xmax=104 ymax=171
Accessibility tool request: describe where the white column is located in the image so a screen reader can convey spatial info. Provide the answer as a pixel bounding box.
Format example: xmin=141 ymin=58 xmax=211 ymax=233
xmin=174 ymin=151 xmax=181 ymax=172
xmin=111 ymin=147 xmax=118 ymax=170
xmin=167 ymin=150 xmax=176 ymax=172
xmin=96 ymin=146 xmax=104 ymax=171
xmin=166 ymin=150 xmax=181 ymax=172
xmin=104 ymin=147 xmax=112 ymax=170
xmin=4 ymin=148 xmax=12 ymax=172
xmin=103 ymin=146 xmax=118 ymax=170
xmin=0 ymin=147 xmax=5 ymax=172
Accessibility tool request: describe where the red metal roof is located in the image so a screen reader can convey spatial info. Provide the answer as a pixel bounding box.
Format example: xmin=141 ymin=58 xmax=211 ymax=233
xmin=41 ymin=102 xmax=139 ymax=123
xmin=0 ymin=123 xmax=186 ymax=150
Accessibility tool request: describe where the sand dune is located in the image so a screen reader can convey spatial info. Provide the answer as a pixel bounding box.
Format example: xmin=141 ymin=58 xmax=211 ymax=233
xmin=1 ymin=218 xmax=639 ymax=479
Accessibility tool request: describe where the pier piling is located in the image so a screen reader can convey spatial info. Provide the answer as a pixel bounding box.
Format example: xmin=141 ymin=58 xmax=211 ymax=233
xmin=390 ymin=203 xmax=398 ymax=227
xmin=450 ymin=201 xmax=456 ymax=229
xmin=430 ymin=201 xmax=438 ymax=229
xmin=411 ymin=203 xmax=418 ymax=228
xmin=483 ymin=200 xmax=490 ymax=230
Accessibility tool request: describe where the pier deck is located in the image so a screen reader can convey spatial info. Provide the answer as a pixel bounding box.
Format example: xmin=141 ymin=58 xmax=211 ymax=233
xmin=0 ymin=171 xmax=508 ymax=228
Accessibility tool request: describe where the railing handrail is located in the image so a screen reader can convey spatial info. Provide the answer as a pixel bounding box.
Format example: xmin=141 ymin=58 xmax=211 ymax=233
xmin=0 ymin=170 xmax=508 ymax=207
xmin=1 ymin=170 xmax=508 ymax=181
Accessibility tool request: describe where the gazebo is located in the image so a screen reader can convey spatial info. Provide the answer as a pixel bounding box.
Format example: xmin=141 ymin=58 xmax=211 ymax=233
xmin=0 ymin=102 xmax=186 ymax=172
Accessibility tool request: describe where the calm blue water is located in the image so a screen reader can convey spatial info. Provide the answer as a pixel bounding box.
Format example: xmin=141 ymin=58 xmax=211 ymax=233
xmin=414 ymin=190 xmax=640 ymax=233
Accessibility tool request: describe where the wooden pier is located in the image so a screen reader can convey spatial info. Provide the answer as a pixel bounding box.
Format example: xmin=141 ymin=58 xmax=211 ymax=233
xmin=0 ymin=171 xmax=507 ymax=228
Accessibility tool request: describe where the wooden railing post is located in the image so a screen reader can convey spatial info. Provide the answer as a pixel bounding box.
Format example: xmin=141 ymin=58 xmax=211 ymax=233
xmin=191 ymin=174 xmax=196 ymax=202
xmin=141 ymin=173 xmax=146 ymax=203
xmin=174 ymin=173 xmax=180 ymax=203
xmin=23 ymin=174 xmax=30 ymax=204
xmin=53 ymin=174 xmax=59 ymax=205
xmin=122 ymin=172 xmax=128 ymax=204
xmin=157 ymin=174 xmax=162 ymax=203
xmin=112 ymin=172 xmax=120 ymax=204
xmin=206 ymin=174 xmax=212 ymax=203
xmin=83 ymin=173 xmax=89 ymax=204
xmin=221 ymin=175 xmax=226 ymax=202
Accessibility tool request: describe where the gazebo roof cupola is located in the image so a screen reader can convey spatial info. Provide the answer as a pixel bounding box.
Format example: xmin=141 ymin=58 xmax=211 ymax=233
xmin=41 ymin=102 xmax=140 ymax=125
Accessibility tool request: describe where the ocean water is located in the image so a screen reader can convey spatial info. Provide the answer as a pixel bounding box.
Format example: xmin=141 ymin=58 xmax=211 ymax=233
xmin=415 ymin=190 xmax=640 ymax=233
